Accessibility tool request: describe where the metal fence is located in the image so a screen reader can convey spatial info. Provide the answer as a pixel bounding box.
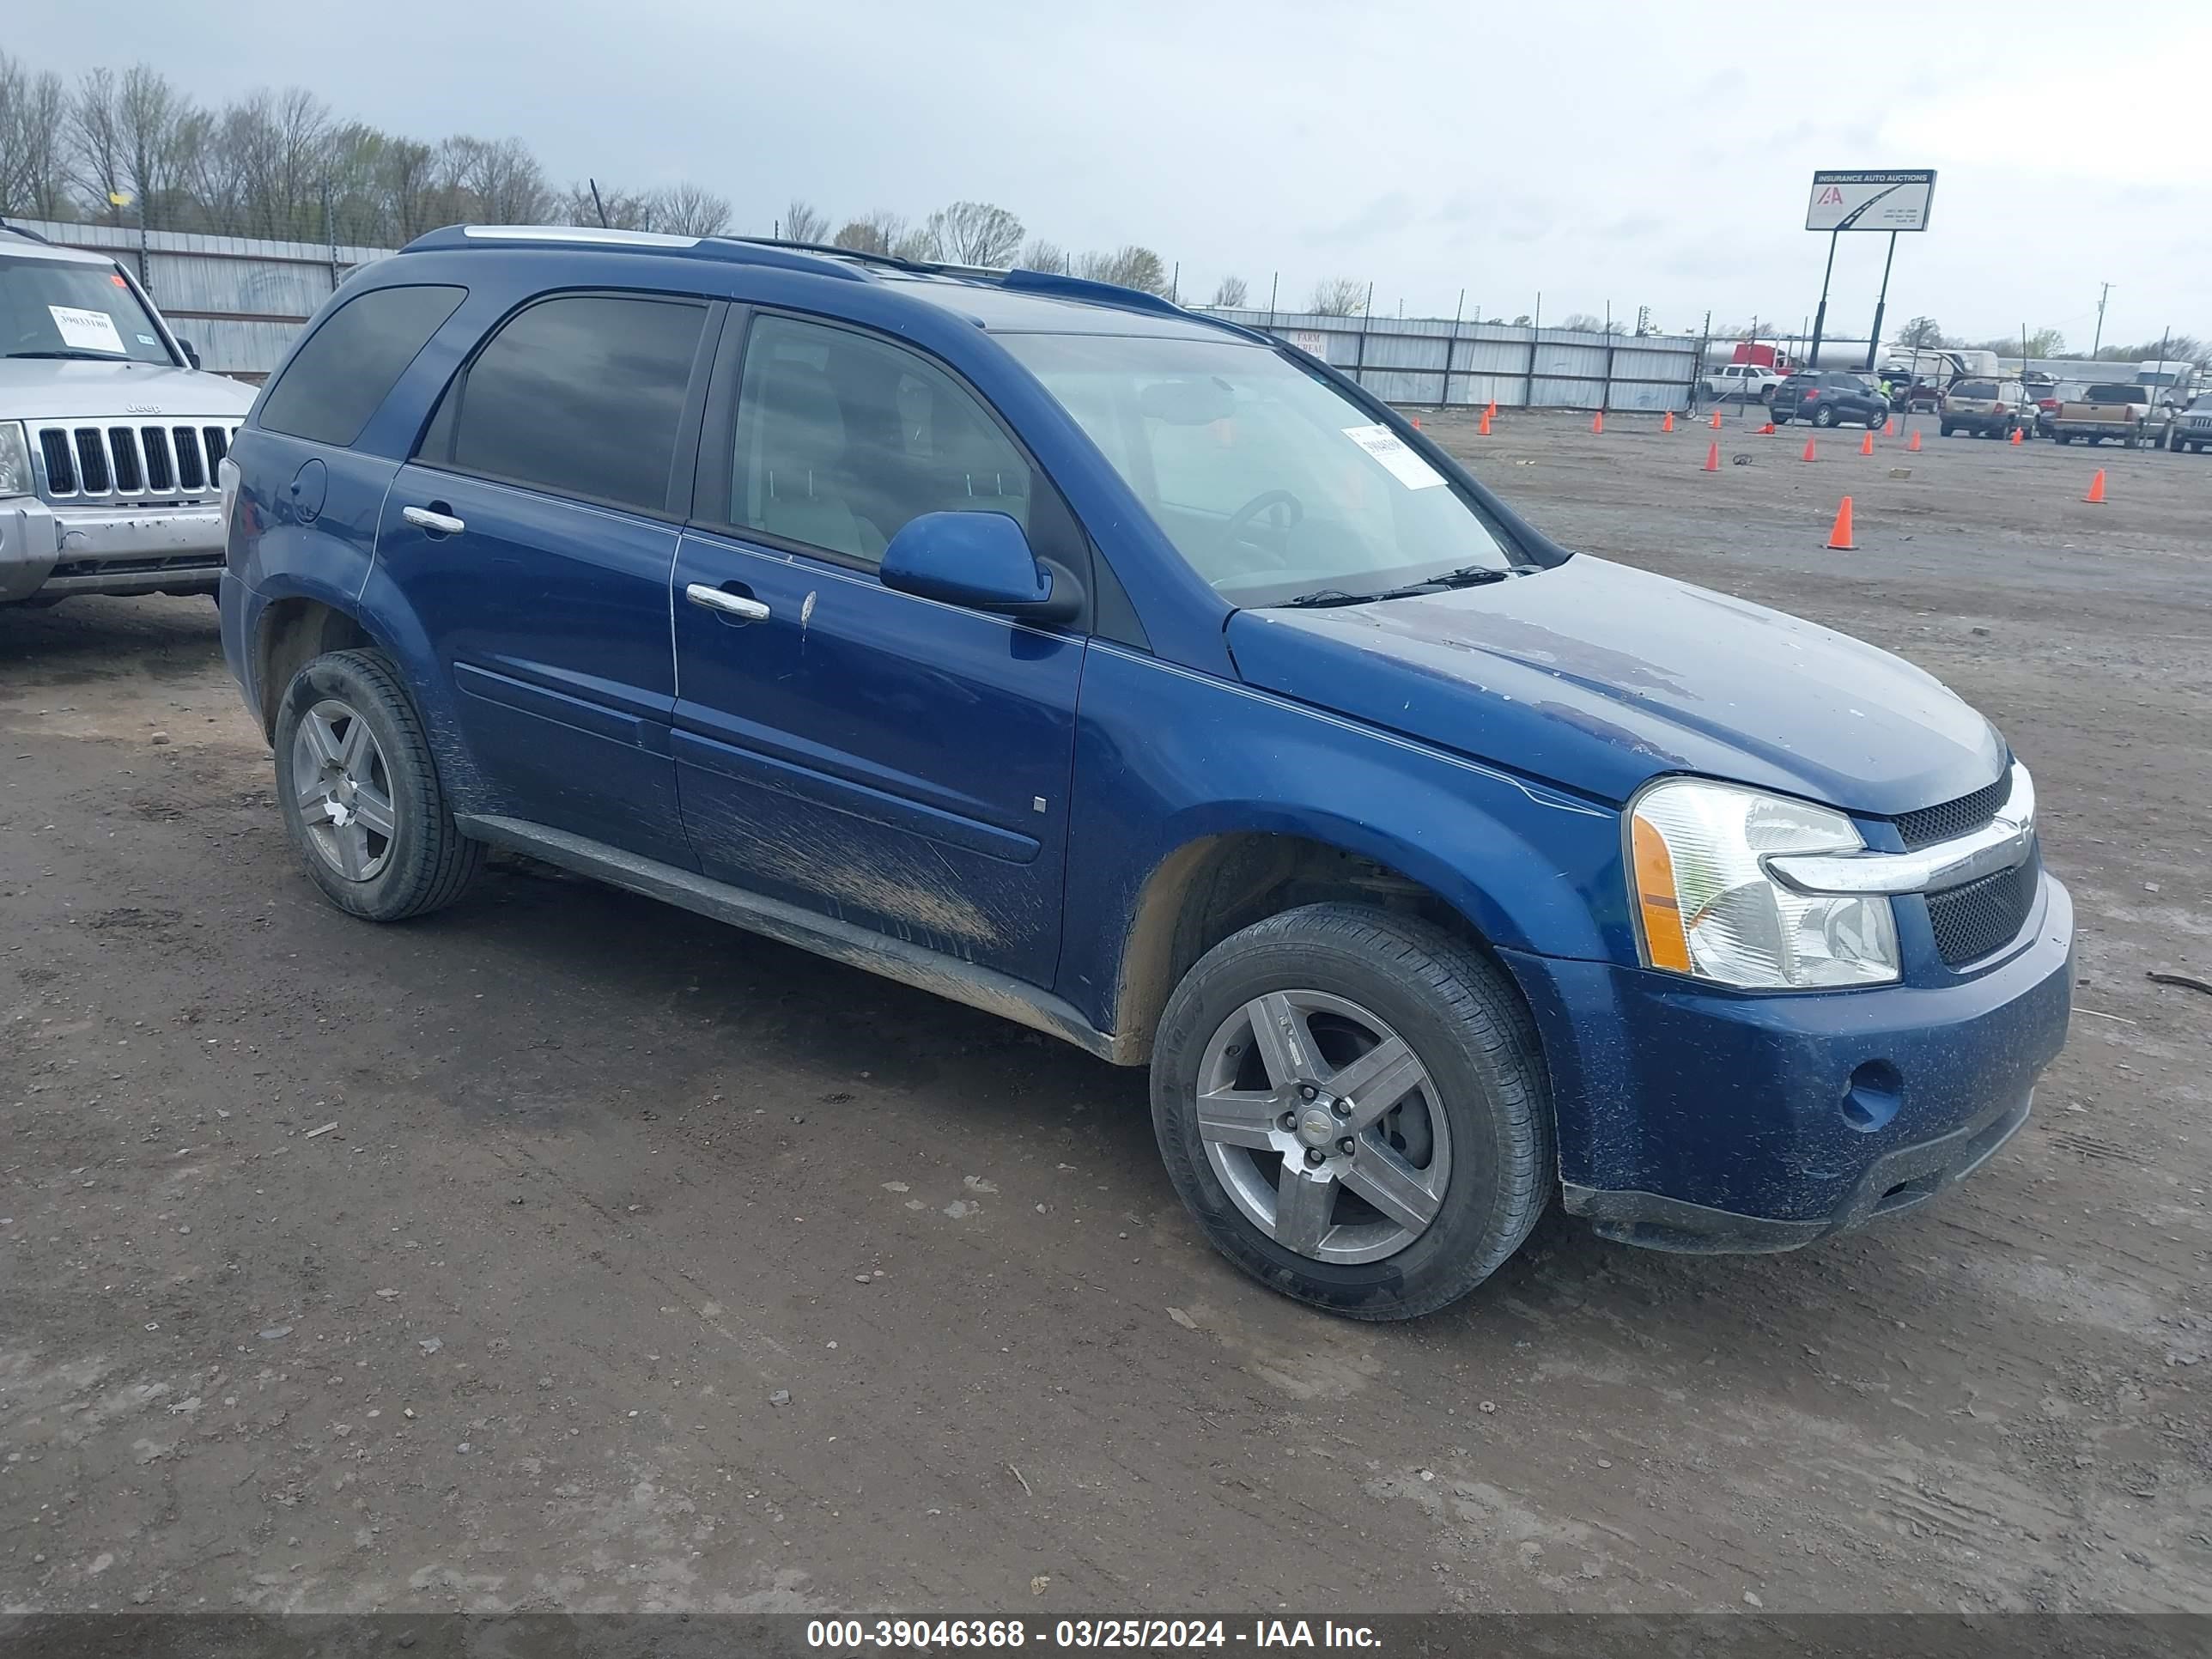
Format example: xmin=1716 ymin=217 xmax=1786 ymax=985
xmin=12 ymin=220 xmax=1706 ymax=409
xmin=12 ymin=217 xmax=392 ymax=383
xmin=1212 ymin=309 xmax=1703 ymax=412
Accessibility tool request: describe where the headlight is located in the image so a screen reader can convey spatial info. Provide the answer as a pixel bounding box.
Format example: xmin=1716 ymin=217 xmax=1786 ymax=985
xmin=1630 ymin=778 xmax=1899 ymax=988
xmin=0 ymin=422 xmax=33 ymax=498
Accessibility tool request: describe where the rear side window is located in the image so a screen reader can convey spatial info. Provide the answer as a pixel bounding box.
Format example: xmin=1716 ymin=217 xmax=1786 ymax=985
xmin=1954 ymin=380 xmax=1996 ymax=398
xmin=258 ymin=285 xmax=466 ymax=447
xmin=422 ymin=294 xmax=707 ymax=515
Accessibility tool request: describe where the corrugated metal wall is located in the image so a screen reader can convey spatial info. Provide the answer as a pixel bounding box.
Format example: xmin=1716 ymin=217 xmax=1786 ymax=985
xmin=12 ymin=219 xmax=394 ymax=383
xmin=10 ymin=221 xmax=1703 ymax=408
xmin=1212 ymin=309 xmax=1700 ymax=410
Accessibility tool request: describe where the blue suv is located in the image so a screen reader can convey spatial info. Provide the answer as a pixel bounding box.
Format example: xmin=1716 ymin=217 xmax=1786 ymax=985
xmin=219 ymin=226 xmax=2074 ymax=1319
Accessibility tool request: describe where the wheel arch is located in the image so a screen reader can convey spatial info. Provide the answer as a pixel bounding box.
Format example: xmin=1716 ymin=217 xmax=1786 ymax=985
xmin=1109 ymin=828 xmax=1547 ymax=1064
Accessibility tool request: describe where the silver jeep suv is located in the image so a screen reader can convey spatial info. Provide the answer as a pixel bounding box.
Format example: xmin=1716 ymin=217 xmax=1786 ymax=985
xmin=1 ymin=224 xmax=256 ymax=605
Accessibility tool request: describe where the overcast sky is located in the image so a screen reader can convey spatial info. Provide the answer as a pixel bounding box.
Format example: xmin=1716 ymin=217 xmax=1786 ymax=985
xmin=16 ymin=1 xmax=2210 ymax=348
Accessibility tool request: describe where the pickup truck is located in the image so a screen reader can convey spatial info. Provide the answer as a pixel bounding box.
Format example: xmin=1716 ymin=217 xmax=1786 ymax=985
xmin=2049 ymin=384 xmax=2154 ymax=447
xmin=1699 ymin=362 xmax=1783 ymax=404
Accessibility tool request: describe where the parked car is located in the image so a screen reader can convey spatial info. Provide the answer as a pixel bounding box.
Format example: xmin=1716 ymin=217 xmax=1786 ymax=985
xmin=2050 ymin=383 xmax=2156 ymax=447
xmin=2168 ymin=391 xmax=2212 ymax=453
xmin=2032 ymin=382 xmax=2081 ymax=440
xmin=1939 ymin=380 xmax=2030 ymax=439
xmin=1700 ymin=362 xmax=1782 ymax=403
xmin=1770 ymin=370 xmax=1889 ymax=428
xmin=0 ymin=222 xmax=255 ymax=606
xmin=220 ymin=225 xmax=2074 ymax=1321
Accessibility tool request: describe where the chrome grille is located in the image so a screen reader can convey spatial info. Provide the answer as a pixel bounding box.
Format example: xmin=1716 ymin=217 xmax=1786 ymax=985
xmin=33 ymin=423 xmax=240 ymax=503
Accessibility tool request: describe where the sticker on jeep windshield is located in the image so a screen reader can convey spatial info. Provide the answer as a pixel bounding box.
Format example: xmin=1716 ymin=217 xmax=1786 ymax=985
xmin=49 ymin=305 xmax=126 ymax=354
xmin=1342 ymin=423 xmax=1445 ymax=489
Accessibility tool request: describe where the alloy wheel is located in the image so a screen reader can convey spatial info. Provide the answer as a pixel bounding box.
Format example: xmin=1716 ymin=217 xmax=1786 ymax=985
xmin=1194 ymin=989 xmax=1453 ymax=1265
xmin=290 ymin=698 xmax=398 ymax=882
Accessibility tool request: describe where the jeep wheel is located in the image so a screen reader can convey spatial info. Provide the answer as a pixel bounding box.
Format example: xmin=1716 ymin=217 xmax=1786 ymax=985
xmin=1942 ymin=422 xmax=1956 ymax=437
xmin=273 ymin=647 xmax=483 ymax=921
xmin=1151 ymin=904 xmax=1553 ymax=1321
xmin=1812 ymin=405 xmax=1838 ymax=428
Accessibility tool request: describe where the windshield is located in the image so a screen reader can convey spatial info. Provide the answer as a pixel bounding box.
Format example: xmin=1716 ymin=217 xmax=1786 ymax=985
xmin=0 ymin=254 xmax=174 ymax=365
xmin=1000 ymin=332 xmax=1522 ymax=606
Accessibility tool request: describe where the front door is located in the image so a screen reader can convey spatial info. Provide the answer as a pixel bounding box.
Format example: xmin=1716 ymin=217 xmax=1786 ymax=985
xmin=376 ymin=291 xmax=718 ymax=869
xmin=671 ymin=312 xmax=1085 ymax=987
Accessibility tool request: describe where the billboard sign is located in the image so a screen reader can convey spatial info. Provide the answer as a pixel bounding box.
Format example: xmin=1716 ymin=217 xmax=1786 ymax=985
xmin=1806 ymin=170 xmax=1936 ymax=233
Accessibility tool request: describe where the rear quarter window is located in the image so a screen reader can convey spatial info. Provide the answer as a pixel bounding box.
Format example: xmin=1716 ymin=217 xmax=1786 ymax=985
xmin=258 ymin=285 xmax=467 ymax=447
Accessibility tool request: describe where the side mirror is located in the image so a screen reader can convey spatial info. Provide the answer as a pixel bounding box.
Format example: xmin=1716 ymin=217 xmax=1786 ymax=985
xmin=880 ymin=511 xmax=1083 ymax=625
xmin=176 ymin=337 xmax=201 ymax=369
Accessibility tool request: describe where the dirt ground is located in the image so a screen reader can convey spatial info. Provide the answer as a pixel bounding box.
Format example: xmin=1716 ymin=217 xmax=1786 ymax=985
xmin=2 ymin=411 xmax=2206 ymax=1617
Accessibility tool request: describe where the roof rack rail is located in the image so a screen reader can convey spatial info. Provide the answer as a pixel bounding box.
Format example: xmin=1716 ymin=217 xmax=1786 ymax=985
xmin=1 ymin=220 xmax=55 ymax=246
xmin=397 ymin=224 xmax=874 ymax=283
xmin=997 ymin=268 xmax=1273 ymax=343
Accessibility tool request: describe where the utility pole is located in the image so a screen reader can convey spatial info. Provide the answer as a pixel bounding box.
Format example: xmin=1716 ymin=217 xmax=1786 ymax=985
xmin=2092 ymin=282 xmax=2113 ymax=356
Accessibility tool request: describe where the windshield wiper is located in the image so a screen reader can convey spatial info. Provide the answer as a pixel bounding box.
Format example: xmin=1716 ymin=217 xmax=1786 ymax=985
xmin=1275 ymin=587 xmax=1376 ymax=609
xmin=6 ymin=349 xmax=125 ymax=361
xmin=1273 ymin=562 xmax=1542 ymax=611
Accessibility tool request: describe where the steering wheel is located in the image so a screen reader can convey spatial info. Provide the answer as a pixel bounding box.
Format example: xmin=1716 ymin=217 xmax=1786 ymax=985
xmin=1223 ymin=489 xmax=1304 ymax=565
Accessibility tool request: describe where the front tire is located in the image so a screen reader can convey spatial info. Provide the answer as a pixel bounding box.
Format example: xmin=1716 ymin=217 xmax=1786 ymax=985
xmin=1150 ymin=904 xmax=1553 ymax=1321
xmin=1813 ymin=406 xmax=1838 ymax=428
xmin=273 ymin=647 xmax=484 ymax=921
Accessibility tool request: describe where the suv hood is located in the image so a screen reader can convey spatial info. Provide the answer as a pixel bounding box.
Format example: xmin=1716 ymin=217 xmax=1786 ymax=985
xmin=0 ymin=357 xmax=258 ymax=422
xmin=1225 ymin=556 xmax=2005 ymax=815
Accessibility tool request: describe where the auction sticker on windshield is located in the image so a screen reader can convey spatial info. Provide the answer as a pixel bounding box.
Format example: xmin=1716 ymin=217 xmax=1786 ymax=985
xmin=1342 ymin=423 xmax=1445 ymax=489
xmin=49 ymin=305 xmax=125 ymax=354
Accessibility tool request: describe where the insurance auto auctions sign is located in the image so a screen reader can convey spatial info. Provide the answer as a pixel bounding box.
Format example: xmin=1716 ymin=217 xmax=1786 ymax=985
xmin=1806 ymin=170 xmax=1937 ymax=232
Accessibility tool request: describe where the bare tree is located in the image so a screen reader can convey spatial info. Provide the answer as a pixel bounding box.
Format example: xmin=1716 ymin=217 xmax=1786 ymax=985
xmin=1019 ymin=238 xmax=1067 ymax=274
xmin=781 ymin=198 xmax=829 ymax=244
xmin=117 ymin=65 xmax=195 ymax=226
xmin=560 ymin=179 xmax=656 ymax=231
xmin=890 ymin=226 xmax=938 ymax=262
xmin=831 ymin=210 xmax=903 ymax=255
xmin=1310 ymin=276 xmax=1366 ymax=316
xmin=438 ymin=134 xmax=549 ymax=224
xmin=1556 ymin=312 xmax=1603 ymax=332
xmin=921 ymin=200 xmax=1024 ymax=265
xmin=1211 ymin=274 xmax=1249 ymax=308
xmin=651 ymin=181 xmax=731 ymax=237
xmin=0 ymin=52 xmax=73 ymax=219
xmin=1076 ymin=246 xmax=1169 ymax=294
xmin=70 ymin=68 xmax=129 ymax=221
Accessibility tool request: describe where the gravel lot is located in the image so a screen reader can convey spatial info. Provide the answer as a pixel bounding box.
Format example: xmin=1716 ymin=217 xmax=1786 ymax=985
xmin=3 ymin=411 xmax=2206 ymax=1616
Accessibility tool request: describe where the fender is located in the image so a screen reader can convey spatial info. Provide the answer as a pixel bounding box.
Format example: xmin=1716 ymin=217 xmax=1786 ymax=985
xmin=1056 ymin=642 xmax=1630 ymax=1037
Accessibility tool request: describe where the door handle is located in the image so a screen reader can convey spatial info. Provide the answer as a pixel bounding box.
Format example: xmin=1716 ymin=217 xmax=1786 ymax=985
xmin=685 ymin=582 xmax=770 ymax=622
xmin=403 ymin=505 xmax=465 ymax=536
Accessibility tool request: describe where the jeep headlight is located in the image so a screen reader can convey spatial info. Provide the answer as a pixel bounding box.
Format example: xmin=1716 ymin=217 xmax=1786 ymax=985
xmin=0 ymin=422 xmax=32 ymax=498
xmin=1630 ymin=778 xmax=1899 ymax=988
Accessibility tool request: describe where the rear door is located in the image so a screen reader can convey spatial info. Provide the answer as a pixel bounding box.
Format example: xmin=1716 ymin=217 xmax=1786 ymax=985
xmin=669 ymin=311 xmax=1085 ymax=986
xmin=376 ymin=291 xmax=719 ymax=869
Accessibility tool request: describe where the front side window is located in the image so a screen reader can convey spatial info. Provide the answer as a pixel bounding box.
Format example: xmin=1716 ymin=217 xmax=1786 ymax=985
xmin=0 ymin=254 xmax=174 ymax=367
xmin=1002 ymin=331 xmax=1517 ymax=607
xmin=425 ymin=294 xmax=706 ymax=515
xmin=725 ymin=314 xmax=1030 ymax=566
xmin=261 ymin=284 xmax=466 ymax=447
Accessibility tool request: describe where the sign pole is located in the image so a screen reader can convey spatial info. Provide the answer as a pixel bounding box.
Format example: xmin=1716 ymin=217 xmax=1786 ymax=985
xmin=1808 ymin=228 xmax=1839 ymax=369
xmin=1864 ymin=231 xmax=1898 ymax=373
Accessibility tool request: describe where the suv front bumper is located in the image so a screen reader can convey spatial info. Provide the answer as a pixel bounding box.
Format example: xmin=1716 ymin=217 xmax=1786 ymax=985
xmin=1501 ymin=872 xmax=2074 ymax=1252
xmin=0 ymin=497 xmax=225 ymax=602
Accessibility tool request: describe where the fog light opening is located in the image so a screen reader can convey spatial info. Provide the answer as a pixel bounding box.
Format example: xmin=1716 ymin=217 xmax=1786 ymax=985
xmin=1842 ymin=1060 xmax=1902 ymax=1133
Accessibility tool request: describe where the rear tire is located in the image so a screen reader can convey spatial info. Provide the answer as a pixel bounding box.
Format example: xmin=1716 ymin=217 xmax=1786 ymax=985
xmin=1813 ymin=406 xmax=1838 ymax=428
xmin=1151 ymin=904 xmax=1553 ymax=1322
xmin=273 ymin=647 xmax=484 ymax=922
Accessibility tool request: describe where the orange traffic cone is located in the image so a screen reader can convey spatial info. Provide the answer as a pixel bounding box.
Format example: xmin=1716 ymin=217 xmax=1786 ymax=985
xmin=1703 ymin=441 xmax=1720 ymax=472
xmin=1826 ymin=496 xmax=1855 ymax=550
xmin=1662 ymin=410 xmax=1675 ymax=433
xmin=1859 ymin=429 xmax=1875 ymax=456
xmin=1485 ymin=400 xmax=1497 ymax=422
xmin=1907 ymin=429 xmax=1922 ymax=452
xmin=2084 ymin=469 xmax=2106 ymax=504
xmin=1759 ymin=420 xmax=1776 ymax=434
xmin=1710 ymin=410 xmax=1723 ymax=430
xmin=1411 ymin=416 xmax=1421 ymax=429
xmin=1477 ymin=407 xmax=1492 ymax=436
xmin=1802 ymin=436 xmax=1817 ymax=462
xmin=1592 ymin=410 xmax=1605 ymax=434
xmin=2008 ymin=426 xmax=2023 ymax=446
xmin=1884 ymin=417 xmax=1896 ymax=436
